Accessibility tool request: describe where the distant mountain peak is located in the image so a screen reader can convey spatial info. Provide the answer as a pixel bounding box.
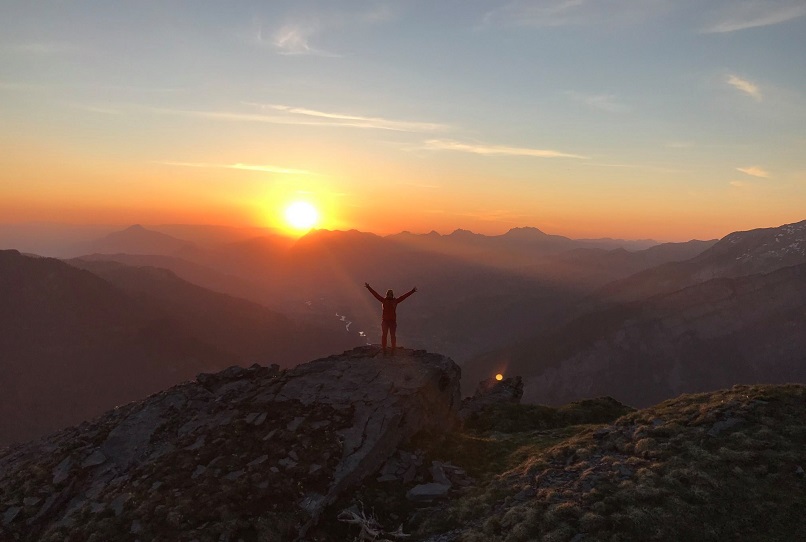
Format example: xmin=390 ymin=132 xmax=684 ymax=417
xmin=503 ymin=226 xmax=547 ymax=238
xmin=448 ymin=228 xmax=479 ymax=237
xmin=81 ymin=224 xmax=197 ymax=257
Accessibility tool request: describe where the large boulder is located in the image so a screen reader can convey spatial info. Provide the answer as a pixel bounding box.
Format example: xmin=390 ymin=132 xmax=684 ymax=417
xmin=0 ymin=346 xmax=461 ymax=541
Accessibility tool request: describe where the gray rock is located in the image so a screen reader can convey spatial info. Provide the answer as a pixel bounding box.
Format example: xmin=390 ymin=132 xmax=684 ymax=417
xmin=225 ymin=470 xmax=244 ymax=481
xmin=430 ymin=461 xmax=452 ymax=487
xmin=23 ymin=497 xmax=41 ymax=507
xmin=279 ymin=458 xmax=297 ymax=469
xmin=406 ymin=483 xmax=451 ymax=502
xmin=185 ymin=435 xmax=205 ymax=450
xmin=110 ymin=493 xmax=131 ymax=517
xmin=247 ymin=455 xmax=268 ymax=468
xmin=52 ymin=457 xmax=73 ymax=485
xmin=287 ymin=416 xmax=305 ymax=432
xmin=81 ymin=450 xmax=107 ymax=468
xmin=253 ymin=412 xmax=267 ymax=426
xmin=3 ymin=506 xmax=21 ymax=526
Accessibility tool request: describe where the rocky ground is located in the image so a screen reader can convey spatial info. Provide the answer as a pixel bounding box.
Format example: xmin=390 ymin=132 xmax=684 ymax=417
xmin=0 ymin=346 xmax=460 ymax=541
xmin=1 ymin=347 xmax=804 ymax=542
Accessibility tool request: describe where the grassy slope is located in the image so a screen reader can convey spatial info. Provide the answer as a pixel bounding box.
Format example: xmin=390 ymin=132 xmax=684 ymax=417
xmin=414 ymin=384 xmax=806 ymax=542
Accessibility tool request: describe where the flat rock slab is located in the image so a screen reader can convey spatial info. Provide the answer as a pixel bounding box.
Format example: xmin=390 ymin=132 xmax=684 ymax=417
xmin=0 ymin=346 xmax=460 ymax=542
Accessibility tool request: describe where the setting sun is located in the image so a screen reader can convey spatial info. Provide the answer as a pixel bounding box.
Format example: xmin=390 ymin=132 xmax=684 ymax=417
xmin=284 ymin=201 xmax=319 ymax=231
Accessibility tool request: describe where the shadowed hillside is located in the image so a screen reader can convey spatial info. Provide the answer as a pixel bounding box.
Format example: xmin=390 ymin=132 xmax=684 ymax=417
xmin=467 ymin=263 xmax=806 ymax=406
xmin=0 ymin=251 xmax=355 ymax=446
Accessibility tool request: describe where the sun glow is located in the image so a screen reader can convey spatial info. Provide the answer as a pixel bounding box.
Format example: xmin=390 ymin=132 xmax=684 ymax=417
xmin=284 ymin=201 xmax=319 ymax=231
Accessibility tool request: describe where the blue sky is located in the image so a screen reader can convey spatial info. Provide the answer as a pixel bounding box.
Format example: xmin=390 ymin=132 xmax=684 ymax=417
xmin=1 ymin=1 xmax=805 ymax=240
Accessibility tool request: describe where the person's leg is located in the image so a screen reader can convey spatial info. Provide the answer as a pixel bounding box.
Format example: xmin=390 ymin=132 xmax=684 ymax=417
xmin=390 ymin=321 xmax=397 ymax=353
xmin=381 ymin=320 xmax=389 ymax=354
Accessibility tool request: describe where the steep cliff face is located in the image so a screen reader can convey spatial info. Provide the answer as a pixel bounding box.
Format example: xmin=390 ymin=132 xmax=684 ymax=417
xmin=0 ymin=346 xmax=461 ymax=541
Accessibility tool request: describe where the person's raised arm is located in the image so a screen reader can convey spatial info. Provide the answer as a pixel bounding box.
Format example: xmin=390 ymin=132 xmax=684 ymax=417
xmin=396 ymin=286 xmax=417 ymax=303
xmin=365 ymin=282 xmax=384 ymax=302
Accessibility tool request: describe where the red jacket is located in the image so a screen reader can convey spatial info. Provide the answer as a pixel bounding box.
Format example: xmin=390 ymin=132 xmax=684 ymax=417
xmin=366 ymin=285 xmax=415 ymax=322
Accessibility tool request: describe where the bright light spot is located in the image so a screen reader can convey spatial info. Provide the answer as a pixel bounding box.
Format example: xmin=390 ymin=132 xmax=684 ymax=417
xmin=495 ymin=373 xmax=504 ymax=381
xmin=284 ymin=201 xmax=319 ymax=230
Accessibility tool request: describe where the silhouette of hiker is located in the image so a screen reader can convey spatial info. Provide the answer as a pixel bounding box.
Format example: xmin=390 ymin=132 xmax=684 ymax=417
xmin=364 ymin=282 xmax=416 ymax=355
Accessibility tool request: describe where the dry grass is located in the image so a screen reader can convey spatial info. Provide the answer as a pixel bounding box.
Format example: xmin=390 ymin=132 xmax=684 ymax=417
xmin=414 ymin=384 xmax=806 ymax=542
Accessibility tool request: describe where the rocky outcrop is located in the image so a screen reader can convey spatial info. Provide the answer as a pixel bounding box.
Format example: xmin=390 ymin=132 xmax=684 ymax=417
xmin=459 ymin=376 xmax=524 ymax=420
xmin=0 ymin=346 xmax=461 ymax=541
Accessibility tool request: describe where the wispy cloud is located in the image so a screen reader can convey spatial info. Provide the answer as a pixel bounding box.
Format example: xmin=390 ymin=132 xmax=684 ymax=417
xmin=737 ymin=166 xmax=769 ymax=178
xmin=704 ymin=1 xmax=806 ymax=33
xmin=726 ymin=74 xmax=762 ymax=101
xmin=424 ymin=139 xmax=588 ymax=159
xmin=145 ymin=104 xmax=446 ymax=133
xmin=484 ymin=0 xmax=671 ymax=28
xmin=730 ymin=180 xmax=748 ymax=187
xmin=566 ymin=91 xmax=629 ymax=113
xmin=272 ymin=23 xmax=339 ymax=56
xmin=245 ymin=102 xmax=448 ymax=132
xmin=160 ymin=161 xmax=311 ymax=175
xmin=582 ymin=162 xmax=686 ymax=173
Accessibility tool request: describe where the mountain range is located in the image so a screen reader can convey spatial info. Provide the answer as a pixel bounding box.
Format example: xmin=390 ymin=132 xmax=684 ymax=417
xmin=465 ymin=219 xmax=806 ymax=405
xmin=1 ymin=218 xmax=803 ymax=445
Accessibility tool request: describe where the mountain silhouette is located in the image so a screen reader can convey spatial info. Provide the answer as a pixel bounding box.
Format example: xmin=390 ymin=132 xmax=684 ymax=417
xmin=600 ymin=219 xmax=806 ymax=303
xmin=78 ymin=224 xmax=197 ymax=257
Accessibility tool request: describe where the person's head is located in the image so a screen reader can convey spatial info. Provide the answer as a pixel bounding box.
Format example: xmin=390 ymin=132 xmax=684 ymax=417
xmin=386 ymin=289 xmax=394 ymax=298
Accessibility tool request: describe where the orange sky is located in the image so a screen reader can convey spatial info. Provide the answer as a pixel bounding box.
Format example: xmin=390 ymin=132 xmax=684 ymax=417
xmin=2 ymin=2 xmax=805 ymax=242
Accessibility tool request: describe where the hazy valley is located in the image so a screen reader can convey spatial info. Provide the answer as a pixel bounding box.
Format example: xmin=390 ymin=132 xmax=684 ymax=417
xmin=1 ymin=219 xmax=804 ymax=541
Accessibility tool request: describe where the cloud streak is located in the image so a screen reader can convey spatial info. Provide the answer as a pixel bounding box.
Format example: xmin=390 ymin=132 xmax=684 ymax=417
xmin=704 ymin=1 xmax=806 ymax=33
xmin=424 ymin=139 xmax=587 ymax=159
xmin=161 ymin=161 xmax=311 ymax=175
xmin=271 ymin=23 xmax=340 ymax=57
xmin=726 ymin=74 xmax=762 ymax=101
xmin=484 ymin=0 xmax=671 ymax=28
xmin=145 ymin=103 xmax=447 ymax=133
xmin=567 ymin=91 xmax=629 ymax=113
xmin=245 ymin=102 xmax=448 ymax=132
xmin=736 ymin=166 xmax=769 ymax=178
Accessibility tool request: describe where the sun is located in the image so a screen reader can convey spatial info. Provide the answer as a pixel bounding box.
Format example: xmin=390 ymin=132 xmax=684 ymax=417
xmin=284 ymin=201 xmax=319 ymax=231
